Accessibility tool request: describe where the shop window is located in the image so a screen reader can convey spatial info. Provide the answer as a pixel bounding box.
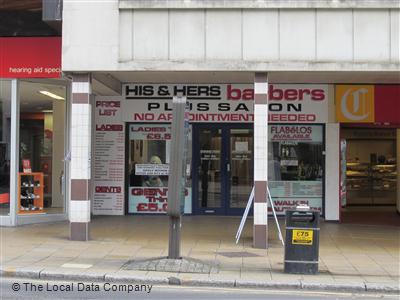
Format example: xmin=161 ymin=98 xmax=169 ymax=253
xmin=127 ymin=123 xmax=323 ymax=215
xmin=18 ymin=81 xmax=66 ymax=214
xmin=268 ymin=125 xmax=324 ymax=213
xmin=343 ymin=128 xmax=397 ymax=206
xmin=128 ymin=124 xmax=192 ymax=214
xmin=0 ymin=80 xmax=11 ymax=216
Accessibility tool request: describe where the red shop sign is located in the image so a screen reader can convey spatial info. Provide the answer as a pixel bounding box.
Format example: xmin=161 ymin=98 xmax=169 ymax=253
xmin=0 ymin=37 xmax=61 ymax=78
xmin=375 ymin=85 xmax=400 ymax=125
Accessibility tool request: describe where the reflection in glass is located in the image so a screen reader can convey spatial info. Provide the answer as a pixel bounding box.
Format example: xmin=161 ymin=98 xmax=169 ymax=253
xmin=129 ymin=124 xmax=171 ymax=188
xmin=18 ymin=81 xmax=66 ymax=214
xmin=198 ymin=128 xmax=221 ymax=208
xmin=128 ymin=124 xmax=192 ymax=214
xmin=230 ymin=129 xmax=253 ymax=208
xmin=268 ymin=125 xmax=324 ymax=212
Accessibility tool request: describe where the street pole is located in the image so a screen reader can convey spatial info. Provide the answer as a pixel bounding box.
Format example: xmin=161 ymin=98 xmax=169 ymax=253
xmin=167 ymin=96 xmax=188 ymax=259
xmin=168 ymin=216 xmax=181 ymax=259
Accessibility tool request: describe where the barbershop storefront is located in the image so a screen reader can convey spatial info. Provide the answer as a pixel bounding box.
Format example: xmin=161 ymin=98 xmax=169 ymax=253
xmin=92 ymin=84 xmax=328 ymax=217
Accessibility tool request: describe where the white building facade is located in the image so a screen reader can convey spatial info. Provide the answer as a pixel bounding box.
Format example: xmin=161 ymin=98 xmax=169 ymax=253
xmin=60 ymin=0 xmax=400 ymax=247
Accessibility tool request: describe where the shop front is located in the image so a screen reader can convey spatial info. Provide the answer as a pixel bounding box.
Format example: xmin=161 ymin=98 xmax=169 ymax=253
xmin=0 ymin=37 xmax=69 ymax=226
xmin=92 ymin=83 xmax=328 ymax=217
xmin=336 ymin=84 xmax=400 ymax=225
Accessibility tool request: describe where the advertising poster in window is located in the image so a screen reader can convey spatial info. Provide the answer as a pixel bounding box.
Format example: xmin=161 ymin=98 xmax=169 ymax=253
xmin=93 ymin=97 xmax=125 ymax=215
xmin=268 ymin=125 xmax=323 ymax=214
xmin=128 ymin=124 xmax=192 ymax=214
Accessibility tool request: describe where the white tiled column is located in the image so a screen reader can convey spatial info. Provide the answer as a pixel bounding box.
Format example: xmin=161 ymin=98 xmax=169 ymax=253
xmin=69 ymin=74 xmax=92 ymax=241
xmin=325 ymin=123 xmax=340 ymax=221
xmin=253 ymin=73 xmax=268 ymax=249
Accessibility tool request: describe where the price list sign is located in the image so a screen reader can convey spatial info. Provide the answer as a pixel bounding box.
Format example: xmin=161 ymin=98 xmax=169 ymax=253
xmin=93 ymin=97 xmax=125 ymax=215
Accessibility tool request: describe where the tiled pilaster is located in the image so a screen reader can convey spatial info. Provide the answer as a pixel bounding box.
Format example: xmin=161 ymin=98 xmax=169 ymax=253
xmin=70 ymin=74 xmax=92 ymax=241
xmin=253 ymin=73 xmax=268 ymax=249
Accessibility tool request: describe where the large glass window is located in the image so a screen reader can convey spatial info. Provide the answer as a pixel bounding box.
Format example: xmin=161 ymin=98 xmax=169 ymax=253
xmin=18 ymin=81 xmax=66 ymax=214
xmin=0 ymin=80 xmax=11 ymax=216
xmin=128 ymin=124 xmax=192 ymax=214
xmin=268 ymin=124 xmax=324 ymax=213
xmin=343 ymin=128 xmax=397 ymax=206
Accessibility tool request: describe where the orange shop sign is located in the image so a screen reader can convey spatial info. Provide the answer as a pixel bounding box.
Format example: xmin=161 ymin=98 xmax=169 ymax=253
xmin=335 ymin=85 xmax=375 ymax=123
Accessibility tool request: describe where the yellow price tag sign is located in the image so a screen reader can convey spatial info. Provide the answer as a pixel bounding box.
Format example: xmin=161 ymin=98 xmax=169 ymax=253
xmin=292 ymin=229 xmax=313 ymax=245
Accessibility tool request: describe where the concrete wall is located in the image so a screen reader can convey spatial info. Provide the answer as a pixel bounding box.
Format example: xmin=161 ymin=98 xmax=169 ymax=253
xmin=62 ymin=1 xmax=400 ymax=72
xmin=63 ymin=1 xmax=119 ymax=71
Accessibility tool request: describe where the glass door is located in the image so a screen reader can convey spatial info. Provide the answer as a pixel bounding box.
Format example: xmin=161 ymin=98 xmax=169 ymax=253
xmin=228 ymin=128 xmax=253 ymax=214
xmin=193 ymin=124 xmax=253 ymax=215
xmin=194 ymin=127 xmax=224 ymax=214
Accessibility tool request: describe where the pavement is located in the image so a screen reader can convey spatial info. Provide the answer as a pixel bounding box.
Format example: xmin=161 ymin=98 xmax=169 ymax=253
xmin=0 ymin=216 xmax=399 ymax=294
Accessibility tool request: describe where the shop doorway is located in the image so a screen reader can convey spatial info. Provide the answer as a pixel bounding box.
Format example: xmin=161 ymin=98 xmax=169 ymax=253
xmin=341 ymin=128 xmax=399 ymax=226
xmin=192 ymin=124 xmax=253 ymax=215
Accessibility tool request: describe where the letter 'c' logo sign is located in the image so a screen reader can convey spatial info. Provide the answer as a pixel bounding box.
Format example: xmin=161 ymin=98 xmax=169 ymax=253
xmin=336 ymin=85 xmax=374 ymax=123
xmin=341 ymin=88 xmax=369 ymax=121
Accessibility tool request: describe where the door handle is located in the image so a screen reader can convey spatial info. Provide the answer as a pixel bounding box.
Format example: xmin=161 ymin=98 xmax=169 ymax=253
xmin=227 ymin=162 xmax=230 ymax=172
xmin=59 ymin=171 xmax=65 ymax=195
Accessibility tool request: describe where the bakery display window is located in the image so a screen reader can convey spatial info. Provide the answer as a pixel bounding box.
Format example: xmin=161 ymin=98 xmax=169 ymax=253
xmin=344 ymin=129 xmax=397 ymax=206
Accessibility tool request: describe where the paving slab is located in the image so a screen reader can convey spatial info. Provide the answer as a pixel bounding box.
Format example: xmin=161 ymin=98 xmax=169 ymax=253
xmin=0 ymin=215 xmax=399 ymax=294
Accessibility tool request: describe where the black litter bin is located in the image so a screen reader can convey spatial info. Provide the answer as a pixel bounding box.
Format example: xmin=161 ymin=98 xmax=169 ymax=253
xmin=284 ymin=208 xmax=319 ymax=274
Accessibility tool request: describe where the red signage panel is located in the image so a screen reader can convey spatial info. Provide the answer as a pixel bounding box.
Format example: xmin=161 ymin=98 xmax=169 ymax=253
xmin=0 ymin=37 xmax=61 ymax=78
xmin=375 ymin=85 xmax=400 ymax=124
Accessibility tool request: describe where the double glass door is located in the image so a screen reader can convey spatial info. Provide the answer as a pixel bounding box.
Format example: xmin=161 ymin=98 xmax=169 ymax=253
xmin=192 ymin=124 xmax=253 ymax=215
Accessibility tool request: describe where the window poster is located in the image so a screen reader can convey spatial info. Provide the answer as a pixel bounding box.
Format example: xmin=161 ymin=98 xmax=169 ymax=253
xmin=268 ymin=125 xmax=323 ymax=214
xmin=128 ymin=124 xmax=192 ymax=214
xmin=92 ymin=97 xmax=125 ymax=215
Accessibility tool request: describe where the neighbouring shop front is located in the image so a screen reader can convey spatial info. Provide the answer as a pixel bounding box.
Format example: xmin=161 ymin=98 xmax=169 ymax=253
xmin=0 ymin=37 xmax=69 ymax=226
xmin=92 ymin=83 xmax=328 ymax=217
xmin=336 ymin=85 xmax=400 ymax=225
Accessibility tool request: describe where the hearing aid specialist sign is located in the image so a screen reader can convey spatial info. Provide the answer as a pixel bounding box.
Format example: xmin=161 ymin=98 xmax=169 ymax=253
xmin=93 ymin=97 xmax=125 ymax=215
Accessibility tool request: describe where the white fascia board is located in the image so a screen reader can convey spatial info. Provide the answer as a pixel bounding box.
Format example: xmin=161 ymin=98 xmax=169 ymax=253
xmin=119 ymin=0 xmax=400 ymax=9
xmin=111 ymin=60 xmax=400 ymax=72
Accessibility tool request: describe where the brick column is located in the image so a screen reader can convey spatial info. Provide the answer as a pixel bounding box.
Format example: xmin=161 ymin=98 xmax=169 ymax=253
xmin=253 ymin=73 xmax=268 ymax=249
xmin=69 ymin=74 xmax=92 ymax=241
